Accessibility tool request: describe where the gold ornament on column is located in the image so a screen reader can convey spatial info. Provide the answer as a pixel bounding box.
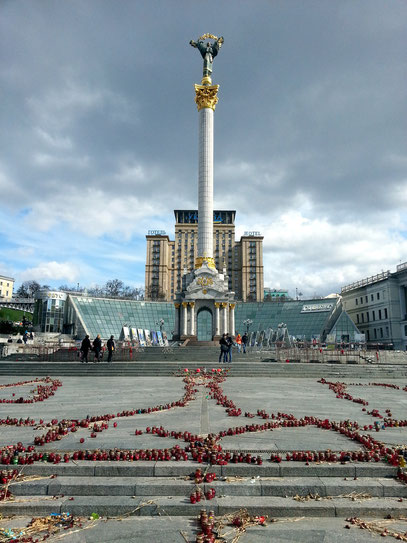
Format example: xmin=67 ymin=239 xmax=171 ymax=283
xmin=195 ymin=256 xmax=216 ymax=269
xmin=194 ymin=84 xmax=220 ymax=112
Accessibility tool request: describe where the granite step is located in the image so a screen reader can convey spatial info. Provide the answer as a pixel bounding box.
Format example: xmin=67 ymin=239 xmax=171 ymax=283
xmin=8 ymin=476 xmax=407 ymax=498
xmin=0 ymin=362 xmax=406 ymax=378
xmin=3 ymin=461 xmax=399 ymax=479
xmin=1 ymin=495 xmax=406 ymax=518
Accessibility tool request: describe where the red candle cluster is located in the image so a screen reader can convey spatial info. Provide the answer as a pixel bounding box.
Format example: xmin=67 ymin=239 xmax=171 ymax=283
xmin=196 ymin=509 xmax=216 ymax=543
xmin=318 ymin=378 xmax=369 ymax=406
xmin=0 ymin=417 xmax=36 ymax=427
xmin=0 ymin=377 xmax=62 ymax=404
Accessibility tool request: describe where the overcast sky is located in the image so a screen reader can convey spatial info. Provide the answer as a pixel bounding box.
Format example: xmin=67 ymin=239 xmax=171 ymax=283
xmin=1 ymin=0 xmax=406 ymax=298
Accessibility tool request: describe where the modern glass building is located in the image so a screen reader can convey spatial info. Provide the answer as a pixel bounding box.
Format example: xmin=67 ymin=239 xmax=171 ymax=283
xmin=33 ymin=291 xmax=67 ymax=333
xmin=234 ymin=299 xmax=359 ymax=341
xmin=34 ymin=291 xmax=359 ymax=343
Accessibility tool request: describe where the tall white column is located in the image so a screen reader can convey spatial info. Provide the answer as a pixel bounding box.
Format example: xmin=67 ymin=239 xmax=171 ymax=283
xmin=190 ymin=303 xmax=195 ymax=335
xmin=198 ymin=108 xmax=214 ymax=262
xmin=182 ymin=302 xmax=188 ymax=336
xmin=229 ymin=303 xmax=235 ymax=336
xmin=194 ymin=83 xmax=219 ymax=270
xmin=214 ymin=303 xmax=220 ymax=336
xmin=222 ymin=303 xmax=228 ymax=334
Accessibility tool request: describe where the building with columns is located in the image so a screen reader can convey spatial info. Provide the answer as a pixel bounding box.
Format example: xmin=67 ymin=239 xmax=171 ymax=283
xmin=175 ymin=300 xmax=235 ymax=341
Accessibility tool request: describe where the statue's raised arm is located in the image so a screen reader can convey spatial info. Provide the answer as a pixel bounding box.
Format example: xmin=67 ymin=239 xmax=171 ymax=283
xmin=212 ymin=36 xmax=224 ymax=59
xmin=190 ymin=34 xmax=224 ymax=84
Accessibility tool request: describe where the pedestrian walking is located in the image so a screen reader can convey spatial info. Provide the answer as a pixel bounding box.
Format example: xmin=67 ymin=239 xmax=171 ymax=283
xmin=242 ymin=333 xmax=248 ymax=354
xmin=219 ymin=333 xmax=229 ymax=363
xmin=226 ymin=333 xmax=234 ymax=363
xmin=80 ymin=335 xmax=91 ymax=363
xmin=93 ymin=334 xmax=102 ymax=363
xmin=107 ymin=335 xmax=115 ymax=363
xmin=235 ymin=333 xmax=242 ymax=353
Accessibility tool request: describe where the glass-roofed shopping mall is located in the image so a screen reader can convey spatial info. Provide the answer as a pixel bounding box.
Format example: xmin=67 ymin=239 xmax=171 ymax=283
xmin=33 ymin=291 xmax=360 ymax=343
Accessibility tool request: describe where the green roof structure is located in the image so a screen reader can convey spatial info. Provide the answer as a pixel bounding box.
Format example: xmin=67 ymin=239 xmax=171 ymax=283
xmin=36 ymin=295 xmax=359 ymax=342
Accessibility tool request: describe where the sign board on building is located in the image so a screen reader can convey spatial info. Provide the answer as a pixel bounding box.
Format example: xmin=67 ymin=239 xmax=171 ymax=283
xmin=301 ymin=303 xmax=334 ymax=313
xmin=243 ymin=231 xmax=261 ymax=236
xmin=36 ymin=291 xmax=67 ymax=301
xmin=148 ymin=230 xmax=166 ymax=236
xmin=326 ymin=334 xmax=336 ymax=344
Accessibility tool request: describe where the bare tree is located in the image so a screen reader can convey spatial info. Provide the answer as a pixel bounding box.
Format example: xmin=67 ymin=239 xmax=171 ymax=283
xmin=16 ymin=281 xmax=42 ymax=298
xmin=104 ymin=279 xmax=124 ymax=297
xmin=145 ymin=286 xmax=166 ymax=301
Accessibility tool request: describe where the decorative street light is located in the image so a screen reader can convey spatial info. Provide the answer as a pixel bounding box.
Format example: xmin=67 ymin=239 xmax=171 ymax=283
xmin=156 ymin=318 xmax=165 ymax=333
xmin=243 ymin=319 xmax=253 ymax=334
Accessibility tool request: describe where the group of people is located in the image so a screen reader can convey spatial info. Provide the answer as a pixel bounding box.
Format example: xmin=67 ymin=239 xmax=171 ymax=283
xmin=80 ymin=334 xmax=116 ymax=363
xmin=22 ymin=331 xmax=34 ymax=344
xmin=219 ymin=332 xmax=248 ymax=363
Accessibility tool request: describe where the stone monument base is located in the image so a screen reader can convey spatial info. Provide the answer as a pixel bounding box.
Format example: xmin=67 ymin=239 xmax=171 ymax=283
xmin=174 ymin=262 xmax=235 ymax=341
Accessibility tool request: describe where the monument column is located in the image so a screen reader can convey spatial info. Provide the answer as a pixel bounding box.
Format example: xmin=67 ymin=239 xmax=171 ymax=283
xmin=189 ymin=302 xmax=195 ymax=335
xmin=182 ymin=302 xmax=188 ymax=336
xmin=222 ymin=302 xmax=228 ymax=334
xmin=214 ymin=302 xmax=220 ymax=336
xmin=191 ymin=34 xmax=223 ymax=271
xmin=229 ymin=303 xmax=235 ymax=336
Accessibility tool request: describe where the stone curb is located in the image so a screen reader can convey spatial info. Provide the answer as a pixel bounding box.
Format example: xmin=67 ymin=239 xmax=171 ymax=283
xmin=1 ymin=496 xmax=406 ymax=518
xmin=14 ymin=461 xmax=399 ymax=479
xmin=9 ymin=476 xmax=407 ymax=498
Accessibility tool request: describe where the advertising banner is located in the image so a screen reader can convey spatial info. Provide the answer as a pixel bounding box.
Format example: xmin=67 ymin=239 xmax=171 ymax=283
xmin=355 ymin=333 xmax=366 ymax=343
xmin=151 ymin=331 xmax=158 ymax=345
xmin=138 ymin=329 xmax=146 ymax=347
xmin=157 ymin=331 xmax=164 ymax=346
xmin=144 ymin=330 xmax=152 ymax=346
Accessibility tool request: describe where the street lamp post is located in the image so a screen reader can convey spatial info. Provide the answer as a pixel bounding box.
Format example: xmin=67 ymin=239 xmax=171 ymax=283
xmin=243 ymin=319 xmax=253 ymax=334
xmin=156 ymin=319 xmax=165 ymax=333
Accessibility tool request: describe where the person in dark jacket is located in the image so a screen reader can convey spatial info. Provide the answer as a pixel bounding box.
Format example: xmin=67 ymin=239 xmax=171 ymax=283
xmin=93 ymin=334 xmax=102 ymax=363
xmin=80 ymin=335 xmax=91 ymax=363
xmin=226 ymin=333 xmax=234 ymax=363
xmin=107 ymin=335 xmax=115 ymax=363
xmin=242 ymin=333 xmax=248 ymax=354
xmin=219 ymin=333 xmax=229 ymax=363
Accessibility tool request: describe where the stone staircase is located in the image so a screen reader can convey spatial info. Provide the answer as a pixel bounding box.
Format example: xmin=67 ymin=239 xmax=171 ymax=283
xmin=0 ymin=360 xmax=407 ymax=378
xmin=1 ymin=462 xmax=405 ymax=518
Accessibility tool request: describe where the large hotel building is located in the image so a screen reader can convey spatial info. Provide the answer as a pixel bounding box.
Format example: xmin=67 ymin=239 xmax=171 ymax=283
xmin=145 ymin=210 xmax=264 ymax=302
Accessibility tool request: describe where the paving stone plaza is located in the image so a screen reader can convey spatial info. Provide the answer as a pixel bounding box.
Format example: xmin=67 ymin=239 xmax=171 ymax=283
xmin=1 ymin=360 xmax=407 ymax=542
